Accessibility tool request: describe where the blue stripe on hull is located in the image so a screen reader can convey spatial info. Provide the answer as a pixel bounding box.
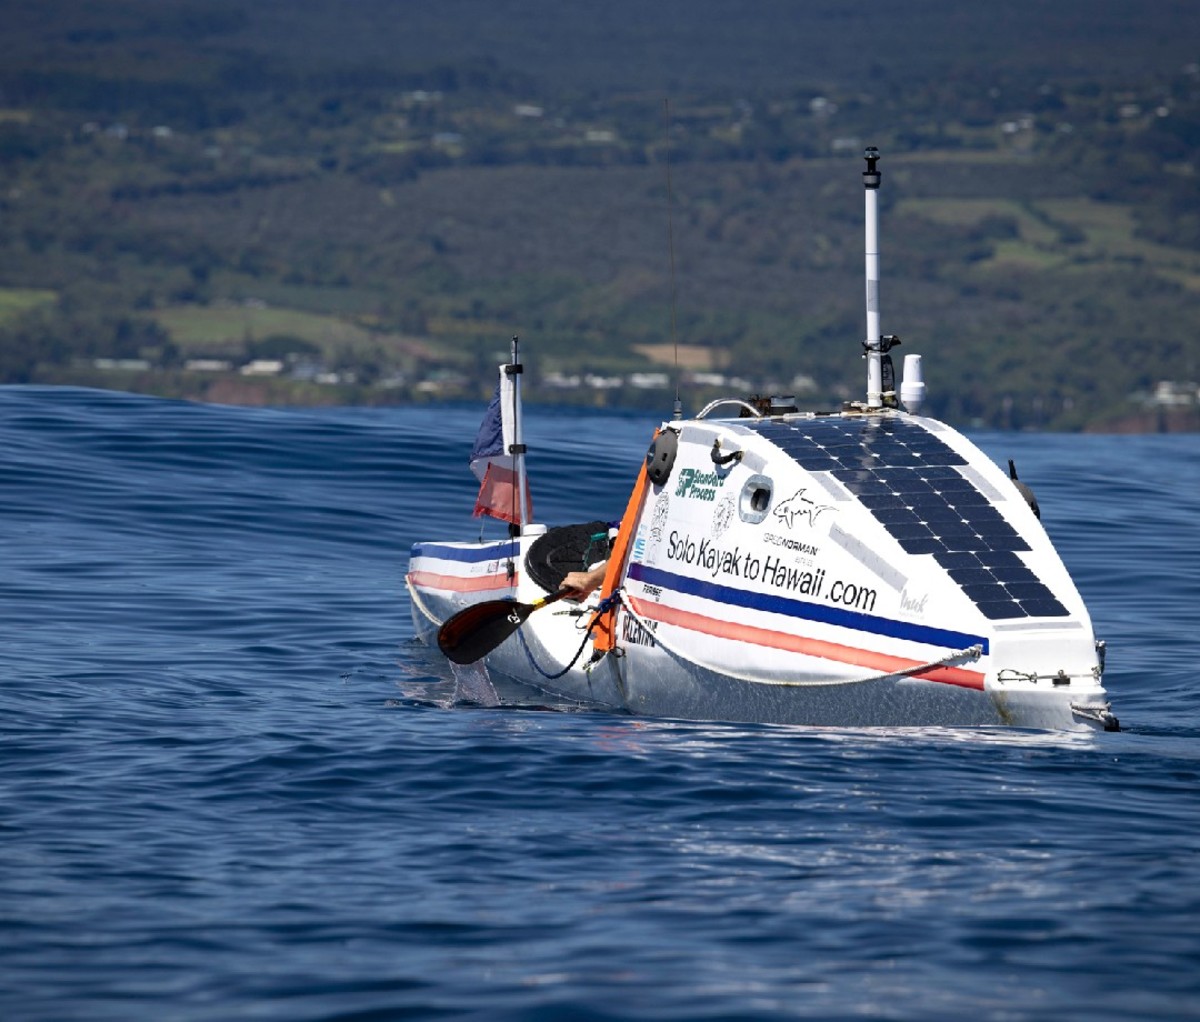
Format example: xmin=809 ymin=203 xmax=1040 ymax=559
xmin=627 ymin=563 xmax=989 ymax=654
xmin=410 ymin=540 xmax=518 ymax=564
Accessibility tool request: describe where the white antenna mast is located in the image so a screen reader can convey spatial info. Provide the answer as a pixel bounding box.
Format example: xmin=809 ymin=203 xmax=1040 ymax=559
xmin=663 ymin=98 xmax=683 ymax=420
xmin=862 ymin=147 xmax=900 ymax=410
xmin=863 ymin=147 xmax=883 ymax=409
xmin=507 ymin=334 xmax=530 ymax=532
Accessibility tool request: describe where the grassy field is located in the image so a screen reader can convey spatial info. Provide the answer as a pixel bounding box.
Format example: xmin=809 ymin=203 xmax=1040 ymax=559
xmin=152 ymin=305 xmax=368 ymax=350
xmin=151 ymin=304 xmax=436 ymax=361
xmin=897 ymin=195 xmax=1200 ymax=279
xmin=1041 ymin=199 xmax=1200 ymax=282
xmin=0 ymin=287 xmax=56 ymax=324
xmin=632 ymin=342 xmax=722 ymax=370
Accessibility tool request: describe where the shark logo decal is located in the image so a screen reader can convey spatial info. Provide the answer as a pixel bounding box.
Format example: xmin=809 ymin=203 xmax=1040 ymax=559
xmin=772 ymin=488 xmax=833 ymax=529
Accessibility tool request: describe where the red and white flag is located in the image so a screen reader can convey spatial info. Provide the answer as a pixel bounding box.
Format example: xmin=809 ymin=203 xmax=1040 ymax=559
xmin=469 ymin=373 xmax=532 ymax=525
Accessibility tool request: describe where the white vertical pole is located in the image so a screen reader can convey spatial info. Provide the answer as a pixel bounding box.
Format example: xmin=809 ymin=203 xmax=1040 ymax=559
xmin=509 ymin=336 xmax=530 ymax=531
xmin=863 ymin=148 xmax=882 ymax=409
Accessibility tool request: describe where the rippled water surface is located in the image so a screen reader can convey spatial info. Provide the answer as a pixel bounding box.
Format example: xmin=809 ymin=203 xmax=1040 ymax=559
xmin=2 ymin=385 xmax=1198 ymax=1020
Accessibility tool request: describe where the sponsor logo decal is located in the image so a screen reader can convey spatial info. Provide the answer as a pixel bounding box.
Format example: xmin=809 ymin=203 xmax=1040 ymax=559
xmin=772 ymin=487 xmax=833 ymax=529
xmin=643 ymin=493 xmax=671 ymax=563
xmin=712 ymin=493 xmax=736 ymax=541
xmin=674 ymin=467 xmax=727 ymax=502
xmin=763 ymin=532 xmax=819 ymax=561
xmin=899 ymin=587 xmax=928 ymax=617
xmin=621 ymin=613 xmax=658 ymax=647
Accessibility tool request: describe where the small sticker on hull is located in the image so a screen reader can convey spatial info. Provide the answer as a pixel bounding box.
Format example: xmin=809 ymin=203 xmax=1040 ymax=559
xmin=763 ymin=532 xmax=820 ymax=563
xmin=711 ymin=494 xmax=736 ymax=541
xmin=899 ymin=587 xmax=929 ymax=618
xmin=621 ymin=613 xmax=658 ymax=648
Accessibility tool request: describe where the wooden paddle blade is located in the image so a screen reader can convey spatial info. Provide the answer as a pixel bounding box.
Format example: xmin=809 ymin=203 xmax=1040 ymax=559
xmin=436 ymin=590 xmax=571 ymax=665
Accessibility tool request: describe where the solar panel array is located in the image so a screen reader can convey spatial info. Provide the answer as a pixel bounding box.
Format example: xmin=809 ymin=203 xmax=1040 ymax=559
xmin=741 ymin=416 xmax=1069 ymax=620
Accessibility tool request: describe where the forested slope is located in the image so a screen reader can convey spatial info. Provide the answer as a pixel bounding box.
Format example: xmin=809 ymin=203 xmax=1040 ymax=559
xmin=0 ymin=0 xmax=1197 ymax=429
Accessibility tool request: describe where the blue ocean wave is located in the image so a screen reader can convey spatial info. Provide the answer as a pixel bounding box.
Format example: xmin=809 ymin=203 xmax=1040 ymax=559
xmin=1 ymin=385 xmax=1198 ymax=1021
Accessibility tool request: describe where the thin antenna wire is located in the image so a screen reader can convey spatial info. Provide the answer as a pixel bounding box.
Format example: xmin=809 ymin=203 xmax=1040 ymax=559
xmin=663 ymin=98 xmax=682 ymax=419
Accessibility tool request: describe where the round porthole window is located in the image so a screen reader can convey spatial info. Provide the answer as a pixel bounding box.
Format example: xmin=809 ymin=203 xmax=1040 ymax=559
xmin=738 ymin=474 xmax=773 ymax=524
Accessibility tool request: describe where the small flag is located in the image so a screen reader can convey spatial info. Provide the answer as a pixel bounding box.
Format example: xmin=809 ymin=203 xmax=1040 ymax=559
xmin=469 ymin=382 xmax=504 ymax=480
xmin=470 ymin=377 xmax=532 ymax=524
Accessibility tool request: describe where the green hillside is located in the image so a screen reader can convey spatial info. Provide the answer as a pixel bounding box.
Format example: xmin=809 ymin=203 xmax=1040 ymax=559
xmin=0 ymin=0 xmax=1197 ymax=429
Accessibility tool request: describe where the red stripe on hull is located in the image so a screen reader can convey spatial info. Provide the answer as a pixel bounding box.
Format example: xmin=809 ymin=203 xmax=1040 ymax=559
xmin=407 ymin=570 xmax=515 ymax=594
xmin=628 ymin=597 xmax=985 ymax=690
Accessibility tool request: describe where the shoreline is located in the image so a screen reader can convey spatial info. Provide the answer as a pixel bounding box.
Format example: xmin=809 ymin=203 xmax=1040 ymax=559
xmin=10 ymin=372 xmax=1197 ymax=434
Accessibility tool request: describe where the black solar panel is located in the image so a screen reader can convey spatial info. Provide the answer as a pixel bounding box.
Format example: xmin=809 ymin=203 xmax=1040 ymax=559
xmin=739 ymin=415 xmax=1069 ymax=619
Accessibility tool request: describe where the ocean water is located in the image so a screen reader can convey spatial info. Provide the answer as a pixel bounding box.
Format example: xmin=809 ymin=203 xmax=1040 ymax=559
xmin=2 ymin=384 xmax=1199 ymax=1021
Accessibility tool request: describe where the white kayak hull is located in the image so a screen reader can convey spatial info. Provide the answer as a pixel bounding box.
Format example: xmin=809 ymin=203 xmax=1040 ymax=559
xmin=407 ymin=411 xmax=1117 ymax=732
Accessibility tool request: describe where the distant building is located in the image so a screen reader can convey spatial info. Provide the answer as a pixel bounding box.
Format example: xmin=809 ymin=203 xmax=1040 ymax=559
xmin=240 ymin=359 xmax=284 ymax=376
xmin=93 ymin=358 xmax=150 ymax=371
xmin=1152 ymin=380 xmax=1198 ymax=407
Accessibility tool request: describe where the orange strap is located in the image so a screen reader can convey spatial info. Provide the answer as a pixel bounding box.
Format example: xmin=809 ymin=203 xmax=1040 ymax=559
xmin=593 ymin=430 xmax=658 ymax=653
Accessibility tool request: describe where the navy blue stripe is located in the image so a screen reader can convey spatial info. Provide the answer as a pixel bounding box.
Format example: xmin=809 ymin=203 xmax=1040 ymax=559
xmin=627 ymin=563 xmax=989 ymax=654
xmin=410 ymin=541 xmax=518 ymax=565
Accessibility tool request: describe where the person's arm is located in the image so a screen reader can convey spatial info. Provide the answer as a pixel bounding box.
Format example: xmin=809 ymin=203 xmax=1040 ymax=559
xmin=559 ymin=561 xmax=607 ymax=600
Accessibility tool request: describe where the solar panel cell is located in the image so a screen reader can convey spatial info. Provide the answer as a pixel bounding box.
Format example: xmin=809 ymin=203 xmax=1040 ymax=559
xmin=978 ymin=600 xmax=1028 ymax=620
xmin=1017 ymin=598 xmax=1070 ymax=617
xmin=948 ymin=567 xmax=997 ymax=587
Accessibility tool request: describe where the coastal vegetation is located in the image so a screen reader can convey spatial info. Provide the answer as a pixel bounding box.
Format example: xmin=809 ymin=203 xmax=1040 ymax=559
xmin=1 ymin=0 xmax=1198 ymax=430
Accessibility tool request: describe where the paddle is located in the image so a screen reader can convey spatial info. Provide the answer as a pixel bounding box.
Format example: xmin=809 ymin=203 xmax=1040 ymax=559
xmin=437 ymin=589 xmax=573 ymax=664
